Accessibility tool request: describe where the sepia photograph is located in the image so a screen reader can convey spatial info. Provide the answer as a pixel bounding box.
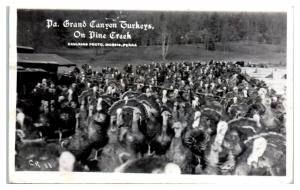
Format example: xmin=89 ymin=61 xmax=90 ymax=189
xmin=7 ymin=4 xmax=294 ymax=184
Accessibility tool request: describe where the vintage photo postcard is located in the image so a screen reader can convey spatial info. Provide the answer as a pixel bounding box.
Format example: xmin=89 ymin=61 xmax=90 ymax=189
xmin=7 ymin=3 xmax=294 ymax=183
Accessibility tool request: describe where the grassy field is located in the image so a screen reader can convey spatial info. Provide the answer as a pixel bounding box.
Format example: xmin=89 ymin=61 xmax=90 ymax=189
xmin=44 ymin=41 xmax=286 ymax=71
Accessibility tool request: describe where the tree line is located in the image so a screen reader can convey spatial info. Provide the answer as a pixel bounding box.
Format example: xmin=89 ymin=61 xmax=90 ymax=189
xmin=17 ymin=9 xmax=286 ymax=54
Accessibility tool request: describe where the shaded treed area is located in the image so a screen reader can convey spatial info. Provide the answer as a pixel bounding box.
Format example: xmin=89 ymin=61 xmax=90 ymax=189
xmin=17 ymin=10 xmax=286 ymax=54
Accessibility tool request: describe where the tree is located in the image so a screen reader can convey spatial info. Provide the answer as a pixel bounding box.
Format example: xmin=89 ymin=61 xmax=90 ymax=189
xmin=162 ymin=31 xmax=171 ymax=60
xmin=55 ymin=18 xmax=70 ymax=46
xmin=160 ymin=13 xmax=171 ymax=60
xmin=198 ymin=28 xmax=214 ymax=51
xmin=221 ymin=20 xmax=230 ymax=52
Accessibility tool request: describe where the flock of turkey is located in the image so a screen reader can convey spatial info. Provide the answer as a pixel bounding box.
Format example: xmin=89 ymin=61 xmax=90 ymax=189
xmin=15 ymin=60 xmax=286 ymax=175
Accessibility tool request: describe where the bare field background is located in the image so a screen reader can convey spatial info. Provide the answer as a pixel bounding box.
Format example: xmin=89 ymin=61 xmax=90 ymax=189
xmin=241 ymin=67 xmax=286 ymax=94
xmin=45 ymin=41 xmax=286 ymax=70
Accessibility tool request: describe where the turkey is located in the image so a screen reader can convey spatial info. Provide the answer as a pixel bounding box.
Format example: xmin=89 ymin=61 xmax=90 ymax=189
xmin=234 ymin=132 xmax=286 ymax=176
xmin=108 ymin=98 xmax=148 ymax=157
xmin=87 ymin=98 xmax=111 ymax=160
xmin=150 ymin=108 xmax=174 ymax=155
xmin=182 ymin=110 xmax=211 ymax=174
xmin=16 ymin=109 xmax=41 ymax=140
xmin=14 ymin=59 xmax=287 ymax=175
xmin=259 ymin=97 xmax=284 ymax=132
xmin=227 ymin=102 xmax=248 ymax=120
xmin=53 ymin=105 xmax=76 ymax=142
xmin=61 ymin=97 xmax=110 ymax=165
xmin=119 ymin=107 xmax=148 ymax=157
xmin=200 ymin=107 xmax=225 ymax=136
xmin=121 ymin=90 xmax=141 ymax=100
xmin=227 ymin=117 xmax=263 ymax=141
xmin=204 ymin=121 xmax=229 ymax=175
xmin=165 ymin=121 xmax=194 ymax=174
xmin=136 ymin=92 xmax=162 ymax=155
xmin=97 ymin=113 xmax=136 ymax=172
xmin=234 ymin=137 xmax=271 ymax=175
xmin=61 ymin=121 xmax=94 ymax=164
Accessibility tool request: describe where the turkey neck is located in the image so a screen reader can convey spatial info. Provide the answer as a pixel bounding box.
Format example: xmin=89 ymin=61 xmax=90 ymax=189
xmin=109 ymin=130 xmax=118 ymax=143
xmin=162 ymin=93 xmax=167 ymax=104
xmin=75 ymin=115 xmax=79 ymax=129
xmin=207 ymin=133 xmax=226 ymax=167
xmin=116 ymin=112 xmax=123 ymax=127
xmin=173 ymin=123 xmax=183 ymax=138
xmin=172 ymin=106 xmax=178 ymax=120
xmin=173 ymin=134 xmax=182 ymax=142
xmin=178 ymin=107 xmax=185 ymax=120
xmin=161 ymin=125 xmax=168 ymax=136
xmin=88 ymin=108 xmax=93 ymax=117
xmin=192 ymin=116 xmax=201 ymax=128
xmin=171 ymin=133 xmax=183 ymax=151
xmin=108 ymin=120 xmax=118 ymax=143
xmin=214 ymin=133 xmax=225 ymax=146
xmin=162 ymin=114 xmax=169 ymax=133
xmin=132 ymin=115 xmax=140 ymax=133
